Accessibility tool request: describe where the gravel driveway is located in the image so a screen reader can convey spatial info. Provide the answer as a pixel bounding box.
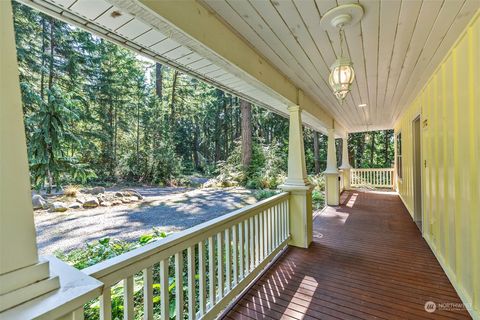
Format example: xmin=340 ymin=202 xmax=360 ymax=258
xmin=35 ymin=187 xmax=258 ymax=255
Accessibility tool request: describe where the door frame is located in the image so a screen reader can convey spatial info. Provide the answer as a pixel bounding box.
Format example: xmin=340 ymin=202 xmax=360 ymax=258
xmin=412 ymin=114 xmax=423 ymax=234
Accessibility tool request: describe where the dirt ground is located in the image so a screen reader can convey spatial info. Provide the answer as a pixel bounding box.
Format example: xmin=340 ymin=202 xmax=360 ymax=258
xmin=35 ymin=187 xmax=258 ymax=255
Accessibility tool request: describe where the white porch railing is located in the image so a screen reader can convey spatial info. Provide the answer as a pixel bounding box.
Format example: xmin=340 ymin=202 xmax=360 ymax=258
xmin=82 ymin=192 xmax=290 ymax=320
xmin=350 ymin=168 xmax=394 ymax=189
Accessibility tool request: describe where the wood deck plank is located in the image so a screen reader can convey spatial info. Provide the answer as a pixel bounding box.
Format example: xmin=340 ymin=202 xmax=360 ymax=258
xmin=224 ymin=191 xmax=471 ymax=320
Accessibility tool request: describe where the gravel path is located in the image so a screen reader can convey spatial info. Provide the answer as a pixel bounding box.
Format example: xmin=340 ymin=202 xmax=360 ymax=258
xmin=35 ymin=187 xmax=258 ymax=255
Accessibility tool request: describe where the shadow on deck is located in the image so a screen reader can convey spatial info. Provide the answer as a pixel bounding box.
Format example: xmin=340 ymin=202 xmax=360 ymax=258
xmin=224 ymin=190 xmax=471 ymax=320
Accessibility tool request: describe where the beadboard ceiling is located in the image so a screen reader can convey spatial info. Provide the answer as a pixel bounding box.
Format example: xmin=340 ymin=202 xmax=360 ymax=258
xmin=200 ymin=0 xmax=479 ymax=132
xmin=18 ymin=0 xmax=479 ymax=133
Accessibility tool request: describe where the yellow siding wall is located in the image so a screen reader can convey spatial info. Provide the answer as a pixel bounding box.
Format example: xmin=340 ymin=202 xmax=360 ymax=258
xmin=394 ymin=12 xmax=479 ymax=319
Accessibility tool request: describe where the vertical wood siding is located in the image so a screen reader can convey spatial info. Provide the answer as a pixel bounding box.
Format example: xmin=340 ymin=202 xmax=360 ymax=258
xmin=394 ymin=12 xmax=479 ymax=319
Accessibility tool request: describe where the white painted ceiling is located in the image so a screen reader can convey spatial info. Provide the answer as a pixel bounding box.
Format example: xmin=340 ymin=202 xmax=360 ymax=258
xmin=18 ymin=0 xmax=479 ymax=133
xmin=201 ymin=0 xmax=479 ymax=132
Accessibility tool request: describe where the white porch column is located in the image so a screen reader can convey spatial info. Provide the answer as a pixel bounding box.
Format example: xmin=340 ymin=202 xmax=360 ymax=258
xmin=0 ymin=0 xmax=60 ymax=311
xmin=338 ymin=136 xmax=352 ymax=190
xmin=279 ymin=106 xmax=313 ymax=248
xmin=0 ymin=3 xmax=101 ymax=316
xmin=323 ymin=128 xmax=340 ymax=206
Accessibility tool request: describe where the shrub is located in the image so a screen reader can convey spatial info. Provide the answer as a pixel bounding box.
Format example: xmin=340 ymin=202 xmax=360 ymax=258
xmin=215 ymin=139 xmax=287 ymax=190
xmin=254 ymin=189 xmax=279 ymax=201
xmin=63 ymin=185 xmax=80 ymax=197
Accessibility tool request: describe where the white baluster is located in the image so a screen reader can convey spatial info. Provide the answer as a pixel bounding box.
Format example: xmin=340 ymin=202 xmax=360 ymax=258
xmin=254 ymin=214 xmax=259 ymax=266
xmin=217 ymin=232 xmax=224 ymax=300
xmin=100 ymin=286 xmax=112 ymax=320
xmin=160 ymin=259 xmax=169 ymax=320
xmin=208 ymin=236 xmax=216 ymax=308
xmin=187 ymin=246 xmax=196 ymax=319
xmin=174 ymin=253 xmax=184 ymax=320
xmin=225 ymin=229 xmax=231 ymax=293
xmin=143 ymin=267 xmax=153 ymax=320
xmin=197 ymin=242 xmax=206 ymax=316
xmin=124 ymin=276 xmax=134 ymax=320
xmin=232 ymin=225 xmax=238 ymax=286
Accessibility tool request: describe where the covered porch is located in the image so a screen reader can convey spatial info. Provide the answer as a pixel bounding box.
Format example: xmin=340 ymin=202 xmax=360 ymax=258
xmin=1 ymin=0 xmax=479 ymax=319
xmin=225 ymin=190 xmax=470 ymax=320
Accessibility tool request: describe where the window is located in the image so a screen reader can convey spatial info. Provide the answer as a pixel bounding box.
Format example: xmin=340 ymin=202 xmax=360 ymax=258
xmin=396 ymin=133 xmax=402 ymax=179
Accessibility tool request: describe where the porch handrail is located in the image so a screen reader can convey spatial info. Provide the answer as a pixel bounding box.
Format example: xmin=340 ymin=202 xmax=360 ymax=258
xmin=350 ymin=168 xmax=394 ymax=189
xmin=83 ymin=192 xmax=290 ymax=320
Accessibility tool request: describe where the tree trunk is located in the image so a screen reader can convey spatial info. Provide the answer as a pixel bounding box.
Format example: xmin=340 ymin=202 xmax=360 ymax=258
xmin=136 ymin=103 xmax=140 ymax=165
xmin=193 ymin=123 xmax=200 ymax=170
xmin=214 ymin=90 xmax=223 ymax=162
xmin=370 ymin=132 xmax=376 ymax=166
xmin=313 ymin=131 xmax=320 ymax=174
xmin=46 ymin=18 xmax=56 ymax=193
xmin=170 ymin=70 xmax=178 ymax=128
xmin=384 ymin=131 xmax=390 ymax=167
xmin=155 ymin=63 xmax=163 ymax=100
xmin=240 ymin=99 xmax=252 ymax=168
xmin=48 ymin=18 xmax=55 ymax=93
xmin=40 ymin=18 xmax=47 ymax=102
xmin=223 ymin=95 xmax=229 ymax=158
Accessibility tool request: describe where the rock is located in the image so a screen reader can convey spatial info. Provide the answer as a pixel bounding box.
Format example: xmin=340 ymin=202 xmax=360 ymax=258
xmin=89 ymin=186 xmax=105 ymax=195
xmin=83 ymin=198 xmax=99 ymax=208
xmin=97 ymin=195 xmax=106 ymax=203
xmin=68 ymin=203 xmax=81 ymax=209
xmin=76 ymin=197 xmax=85 ymax=204
xmin=111 ymin=200 xmax=123 ymax=206
xmin=121 ymin=189 xmax=144 ymax=200
xmin=49 ymin=201 xmax=68 ymax=212
xmin=115 ymin=192 xmax=124 ymax=197
xmin=121 ymin=197 xmax=131 ymax=204
xmin=32 ymin=195 xmax=47 ymax=210
xmin=100 ymin=201 xmax=111 ymax=207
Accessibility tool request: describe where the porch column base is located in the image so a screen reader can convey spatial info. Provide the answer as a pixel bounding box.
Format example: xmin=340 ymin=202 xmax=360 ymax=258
xmin=0 ymin=257 xmax=102 ymax=319
xmin=339 ymin=167 xmax=351 ymax=190
xmin=324 ymin=172 xmax=340 ymax=206
xmin=279 ymin=183 xmax=314 ymax=249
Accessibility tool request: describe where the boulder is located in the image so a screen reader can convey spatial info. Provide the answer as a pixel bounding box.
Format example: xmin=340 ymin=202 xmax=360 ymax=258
xmin=115 ymin=192 xmax=124 ymax=197
xmin=83 ymin=198 xmax=99 ymax=208
xmin=49 ymin=201 xmax=68 ymax=212
xmin=111 ymin=200 xmax=123 ymax=206
xmin=97 ymin=195 xmax=106 ymax=203
xmin=121 ymin=189 xmax=144 ymax=200
xmin=32 ymin=195 xmax=47 ymax=210
xmin=76 ymin=197 xmax=85 ymax=204
xmin=68 ymin=203 xmax=81 ymax=209
xmin=89 ymin=186 xmax=105 ymax=195
xmin=100 ymin=201 xmax=111 ymax=207
xmin=121 ymin=197 xmax=131 ymax=204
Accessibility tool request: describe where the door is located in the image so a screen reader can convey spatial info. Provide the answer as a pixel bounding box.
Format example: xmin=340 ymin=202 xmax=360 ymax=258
xmin=412 ymin=116 xmax=422 ymax=231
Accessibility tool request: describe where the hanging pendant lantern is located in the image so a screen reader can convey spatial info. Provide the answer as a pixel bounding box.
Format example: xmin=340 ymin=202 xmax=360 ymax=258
xmin=329 ymin=56 xmax=355 ymax=101
xmin=320 ymin=4 xmax=363 ymax=103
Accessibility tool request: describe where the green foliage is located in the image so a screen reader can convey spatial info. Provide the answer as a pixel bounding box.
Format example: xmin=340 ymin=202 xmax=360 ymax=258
xmin=214 ymin=139 xmax=287 ymax=189
xmin=308 ymin=174 xmax=326 ymax=209
xmin=254 ymin=189 xmax=279 ymax=201
xmin=56 ymin=230 xmax=169 ymax=320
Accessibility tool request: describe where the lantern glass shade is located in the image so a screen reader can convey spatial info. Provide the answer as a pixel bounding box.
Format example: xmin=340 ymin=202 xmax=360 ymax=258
xmin=329 ymin=57 xmax=355 ymax=101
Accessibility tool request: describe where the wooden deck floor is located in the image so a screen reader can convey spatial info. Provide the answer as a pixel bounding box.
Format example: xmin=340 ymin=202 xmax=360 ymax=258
xmin=224 ymin=190 xmax=471 ymax=320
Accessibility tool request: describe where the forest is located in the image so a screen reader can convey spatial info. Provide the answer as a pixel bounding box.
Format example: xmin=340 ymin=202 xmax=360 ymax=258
xmin=13 ymin=3 xmax=395 ymax=193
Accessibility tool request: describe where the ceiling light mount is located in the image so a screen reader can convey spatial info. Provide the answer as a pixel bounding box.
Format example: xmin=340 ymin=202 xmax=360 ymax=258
xmin=320 ymin=4 xmax=364 ymax=32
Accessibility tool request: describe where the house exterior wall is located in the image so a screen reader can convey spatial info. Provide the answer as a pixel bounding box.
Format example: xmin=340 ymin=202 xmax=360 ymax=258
xmin=394 ymin=12 xmax=479 ymax=319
